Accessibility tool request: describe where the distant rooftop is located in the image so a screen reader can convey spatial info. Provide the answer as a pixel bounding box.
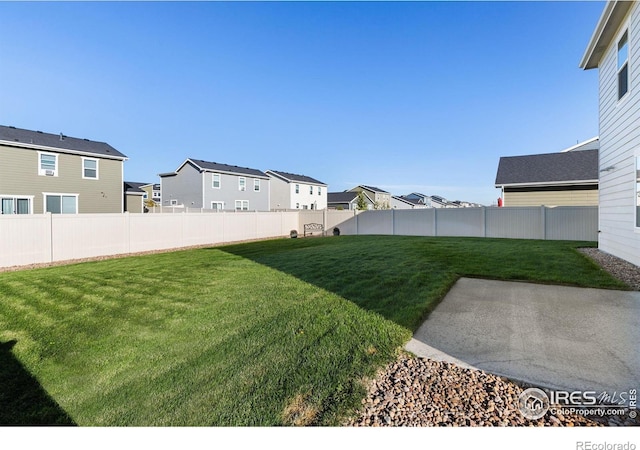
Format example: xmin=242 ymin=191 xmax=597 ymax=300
xmin=267 ymin=170 xmax=327 ymax=186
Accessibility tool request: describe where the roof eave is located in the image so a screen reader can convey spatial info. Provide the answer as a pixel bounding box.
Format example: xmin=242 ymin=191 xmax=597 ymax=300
xmin=580 ymin=1 xmax=632 ymax=70
xmin=495 ymin=180 xmax=599 ymax=188
xmin=0 ymin=139 xmax=127 ymax=161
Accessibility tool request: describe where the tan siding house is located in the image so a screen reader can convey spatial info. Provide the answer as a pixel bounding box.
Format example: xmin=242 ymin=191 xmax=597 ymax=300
xmin=580 ymin=1 xmax=640 ymax=267
xmin=0 ymin=126 xmax=127 ymax=214
xmin=495 ymin=142 xmax=599 ymax=207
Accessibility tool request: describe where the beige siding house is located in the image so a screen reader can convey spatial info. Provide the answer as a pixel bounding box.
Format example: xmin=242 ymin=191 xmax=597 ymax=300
xmin=0 ymin=125 xmax=127 ymax=214
xmin=348 ymin=185 xmax=391 ymax=209
xmin=495 ymin=140 xmax=599 ymax=207
xmin=580 ymin=1 xmax=640 ymax=267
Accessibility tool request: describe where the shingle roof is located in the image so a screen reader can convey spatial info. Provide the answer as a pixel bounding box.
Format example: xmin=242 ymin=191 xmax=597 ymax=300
xmin=359 ymin=185 xmax=389 ymax=194
xmin=189 ymin=158 xmax=268 ymax=178
xmin=267 ymin=170 xmax=327 ymax=186
xmin=495 ymin=149 xmax=599 ymax=186
xmin=395 ymin=195 xmax=423 ymax=205
xmin=0 ymin=125 xmax=127 ymax=159
xmin=124 ymin=181 xmax=147 ymax=194
xmin=328 ymin=192 xmax=360 ymax=203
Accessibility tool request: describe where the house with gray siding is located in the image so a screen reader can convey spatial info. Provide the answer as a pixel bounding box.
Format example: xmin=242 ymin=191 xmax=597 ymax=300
xmin=266 ymin=170 xmax=327 ymax=210
xmin=160 ymin=158 xmax=270 ymax=211
xmin=391 ymin=195 xmax=428 ymax=209
xmin=580 ymin=0 xmax=640 ymax=267
xmin=0 ymin=125 xmax=127 ymax=214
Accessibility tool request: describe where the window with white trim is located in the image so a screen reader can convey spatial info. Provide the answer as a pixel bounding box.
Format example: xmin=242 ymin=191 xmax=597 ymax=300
xmin=45 ymin=194 xmax=77 ymax=214
xmin=318 ymin=187 xmax=321 ymax=196
xmin=254 ymin=179 xmax=260 ymax=192
xmin=239 ymin=177 xmax=246 ymax=191
xmin=618 ymin=30 xmax=629 ymax=100
xmin=310 ymin=186 xmax=313 ymax=195
xmin=82 ymin=158 xmax=99 ymax=179
xmin=296 ymin=202 xmax=299 ymax=209
xmin=39 ymin=152 xmax=58 ymax=176
xmin=295 ymin=184 xmax=299 ymax=194
xmin=211 ymin=201 xmax=224 ymax=211
xmin=1 ymin=196 xmax=32 ymax=214
xmin=170 ymin=199 xmax=178 ymax=206
xmin=235 ymin=200 xmax=249 ymax=211
xmin=212 ymin=173 xmax=221 ymax=189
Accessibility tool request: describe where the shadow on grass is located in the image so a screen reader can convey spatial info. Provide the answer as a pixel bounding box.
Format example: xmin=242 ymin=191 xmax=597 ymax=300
xmin=0 ymin=340 xmax=75 ymax=426
xmin=217 ymin=236 xmax=459 ymax=331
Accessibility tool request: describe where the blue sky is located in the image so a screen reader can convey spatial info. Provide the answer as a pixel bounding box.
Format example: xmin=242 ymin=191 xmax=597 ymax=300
xmin=0 ymin=1 xmax=604 ymax=205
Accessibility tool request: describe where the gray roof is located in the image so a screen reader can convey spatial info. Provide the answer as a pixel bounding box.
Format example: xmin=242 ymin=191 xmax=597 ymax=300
xmin=0 ymin=125 xmax=127 ymax=159
xmin=328 ymin=192 xmax=360 ymax=203
xmin=328 ymin=191 xmax=374 ymax=204
xmin=495 ymin=149 xmax=599 ymax=186
xmin=395 ymin=195 xmax=424 ymax=205
xmin=358 ymin=185 xmax=389 ymax=194
xmin=189 ymin=158 xmax=268 ymax=178
xmin=267 ymin=170 xmax=327 ymax=186
xmin=124 ymin=181 xmax=147 ymax=194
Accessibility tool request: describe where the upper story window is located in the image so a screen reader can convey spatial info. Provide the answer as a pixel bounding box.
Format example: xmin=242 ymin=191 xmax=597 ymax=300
xmin=254 ymin=179 xmax=260 ymax=192
xmin=39 ymin=152 xmax=58 ymax=176
xmin=212 ymin=173 xmax=221 ymax=189
xmin=318 ymin=187 xmax=321 ymax=196
xmin=82 ymin=158 xmax=98 ymax=179
xmin=618 ymin=30 xmax=629 ymax=100
xmin=295 ymin=184 xmax=300 ymax=194
xmin=310 ymin=186 xmax=313 ymax=195
xmin=239 ymin=177 xmax=246 ymax=191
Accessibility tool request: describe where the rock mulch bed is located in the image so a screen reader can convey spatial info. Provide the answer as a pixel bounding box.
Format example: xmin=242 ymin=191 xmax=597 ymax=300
xmin=579 ymin=248 xmax=640 ymax=291
xmin=346 ymin=355 xmax=639 ymax=427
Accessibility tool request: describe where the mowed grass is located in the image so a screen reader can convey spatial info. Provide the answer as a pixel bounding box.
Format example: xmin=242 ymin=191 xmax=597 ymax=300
xmin=0 ymin=236 xmax=627 ymax=426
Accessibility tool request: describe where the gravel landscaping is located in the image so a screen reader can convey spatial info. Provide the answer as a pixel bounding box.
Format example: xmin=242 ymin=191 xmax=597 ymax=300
xmin=579 ymin=248 xmax=640 ymax=290
xmin=347 ymin=249 xmax=640 ymax=427
xmin=346 ymin=355 xmax=639 ymax=427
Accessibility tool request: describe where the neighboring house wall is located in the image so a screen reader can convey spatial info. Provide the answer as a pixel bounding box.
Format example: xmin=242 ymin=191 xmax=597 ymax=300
xmin=504 ymin=187 xmax=599 ymax=207
xmin=0 ymin=144 xmax=123 ymax=213
xmin=583 ymin=1 xmax=640 ymax=266
xmin=269 ymin=176 xmax=290 ymax=209
xmin=161 ymin=161 xmax=202 ymax=207
xmin=286 ymin=182 xmax=326 ymax=210
xmin=202 ymin=171 xmax=269 ymax=211
xmin=125 ymin=193 xmax=144 ymax=213
xmin=391 ymin=197 xmax=414 ymax=209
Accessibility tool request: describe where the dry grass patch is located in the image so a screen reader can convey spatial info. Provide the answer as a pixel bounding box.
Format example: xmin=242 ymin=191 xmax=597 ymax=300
xmin=282 ymin=392 xmax=319 ymax=426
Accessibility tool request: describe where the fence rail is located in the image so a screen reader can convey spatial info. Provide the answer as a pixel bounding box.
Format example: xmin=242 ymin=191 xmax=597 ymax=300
xmin=0 ymin=206 xmax=597 ymax=269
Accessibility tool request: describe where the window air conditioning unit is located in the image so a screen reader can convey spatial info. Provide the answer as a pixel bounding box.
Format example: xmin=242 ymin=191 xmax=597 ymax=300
xmin=45 ymin=170 xmax=55 ymax=176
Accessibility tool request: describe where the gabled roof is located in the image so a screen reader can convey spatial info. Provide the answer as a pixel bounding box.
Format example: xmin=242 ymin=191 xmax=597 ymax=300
xmin=495 ymin=149 xmax=599 ymax=187
xmin=266 ymin=170 xmax=327 ymax=186
xmin=352 ymin=185 xmax=389 ymax=194
xmin=395 ymin=195 xmax=424 ymax=206
xmin=580 ymin=1 xmax=633 ymax=70
xmin=0 ymin=125 xmax=127 ymax=160
xmin=161 ymin=158 xmax=269 ymax=179
xmin=124 ymin=181 xmax=147 ymax=194
xmin=328 ymin=191 xmax=374 ymax=204
xmin=392 ymin=196 xmax=419 ymax=206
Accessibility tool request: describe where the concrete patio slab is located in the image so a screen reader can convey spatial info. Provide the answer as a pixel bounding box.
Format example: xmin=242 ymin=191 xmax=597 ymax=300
xmin=405 ymin=277 xmax=640 ymax=396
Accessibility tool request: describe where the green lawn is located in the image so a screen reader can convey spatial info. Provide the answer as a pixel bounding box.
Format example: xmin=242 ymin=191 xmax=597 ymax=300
xmin=0 ymin=236 xmax=627 ymax=426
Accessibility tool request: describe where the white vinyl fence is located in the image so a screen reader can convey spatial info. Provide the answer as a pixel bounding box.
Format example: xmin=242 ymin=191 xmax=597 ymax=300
xmin=0 ymin=207 xmax=597 ymax=269
xmin=0 ymin=211 xmax=299 ymax=268
xmin=299 ymin=207 xmax=598 ymax=241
